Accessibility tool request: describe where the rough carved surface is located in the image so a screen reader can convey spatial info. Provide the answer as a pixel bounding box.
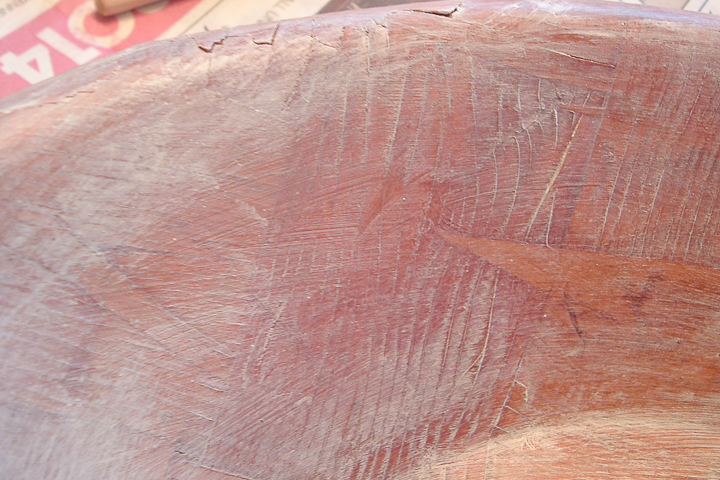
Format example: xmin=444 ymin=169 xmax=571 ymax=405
xmin=1 ymin=1 xmax=720 ymax=478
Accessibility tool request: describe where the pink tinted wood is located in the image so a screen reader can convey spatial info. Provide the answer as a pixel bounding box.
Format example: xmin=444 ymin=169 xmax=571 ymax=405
xmin=2 ymin=1 xmax=720 ymax=478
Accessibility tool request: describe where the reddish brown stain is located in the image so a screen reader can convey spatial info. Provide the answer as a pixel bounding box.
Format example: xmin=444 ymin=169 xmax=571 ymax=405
xmin=436 ymin=225 xmax=720 ymax=320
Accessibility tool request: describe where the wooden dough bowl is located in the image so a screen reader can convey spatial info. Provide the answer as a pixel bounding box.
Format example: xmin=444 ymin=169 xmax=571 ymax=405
xmin=2 ymin=1 xmax=720 ymax=478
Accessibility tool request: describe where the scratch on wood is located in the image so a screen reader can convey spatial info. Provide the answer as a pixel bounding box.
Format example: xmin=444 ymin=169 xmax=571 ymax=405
xmin=410 ymin=5 xmax=459 ymax=17
xmin=447 ymin=270 xmax=498 ymax=397
xmin=470 ymin=272 xmax=499 ymax=385
xmin=253 ymin=23 xmax=279 ymax=46
xmin=193 ymin=33 xmax=236 ymax=53
xmin=176 ymin=459 xmax=262 ymax=479
xmin=562 ymin=292 xmax=583 ymax=339
xmin=544 ymin=48 xmax=616 ymax=68
xmin=490 ymin=355 xmax=525 ymax=433
xmin=526 ymin=114 xmax=583 ymax=238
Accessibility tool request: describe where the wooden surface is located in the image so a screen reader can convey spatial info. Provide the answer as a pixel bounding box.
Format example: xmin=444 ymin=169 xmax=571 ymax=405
xmin=2 ymin=1 xmax=720 ymax=478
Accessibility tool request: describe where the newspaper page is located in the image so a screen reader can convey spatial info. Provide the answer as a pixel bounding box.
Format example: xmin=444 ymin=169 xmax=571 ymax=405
xmin=0 ymin=0 xmax=324 ymax=98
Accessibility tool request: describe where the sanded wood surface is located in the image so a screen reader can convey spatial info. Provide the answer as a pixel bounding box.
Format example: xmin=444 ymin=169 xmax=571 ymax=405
xmin=2 ymin=1 xmax=720 ymax=478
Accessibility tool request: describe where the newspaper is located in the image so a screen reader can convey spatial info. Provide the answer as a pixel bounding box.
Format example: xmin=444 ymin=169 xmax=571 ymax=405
xmin=0 ymin=0 xmax=325 ymax=97
xmin=0 ymin=0 xmax=718 ymax=98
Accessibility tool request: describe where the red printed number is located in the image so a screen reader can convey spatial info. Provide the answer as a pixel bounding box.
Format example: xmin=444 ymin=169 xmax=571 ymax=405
xmin=1 ymin=27 xmax=100 ymax=85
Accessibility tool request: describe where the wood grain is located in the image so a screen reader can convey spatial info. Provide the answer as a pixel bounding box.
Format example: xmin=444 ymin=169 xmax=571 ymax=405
xmin=2 ymin=1 xmax=720 ymax=478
